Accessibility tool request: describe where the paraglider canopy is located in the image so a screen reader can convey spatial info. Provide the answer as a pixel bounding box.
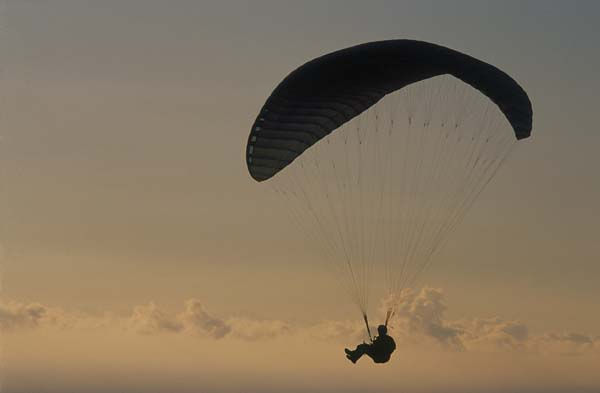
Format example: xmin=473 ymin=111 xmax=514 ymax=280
xmin=246 ymin=39 xmax=532 ymax=182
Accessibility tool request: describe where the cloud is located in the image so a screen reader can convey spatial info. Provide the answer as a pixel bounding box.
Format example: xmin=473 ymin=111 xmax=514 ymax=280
xmin=2 ymin=291 xmax=598 ymax=355
xmin=128 ymin=302 xmax=183 ymax=335
xmin=449 ymin=317 xmax=529 ymax=351
xmin=0 ymin=300 xmax=111 ymax=331
xmin=308 ymin=288 xmax=466 ymax=346
xmin=387 ymin=287 xmax=464 ymax=349
xmin=177 ymin=299 xmax=231 ymax=339
xmin=532 ymin=332 xmax=598 ymax=355
xmin=227 ymin=317 xmax=292 ymax=341
xmin=175 ymin=299 xmax=291 ymax=340
xmin=0 ymin=299 xmax=291 ymax=341
xmin=0 ymin=301 xmax=54 ymax=330
xmin=375 ymin=287 xmax=597 ymax=356
xmin=0 ymin=300 xmax=89 ymax=331
xmin=307 ymin=319 xmax=365 ymax=342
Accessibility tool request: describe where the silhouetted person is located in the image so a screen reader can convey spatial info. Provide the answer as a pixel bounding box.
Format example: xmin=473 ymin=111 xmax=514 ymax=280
xmin=345 ymin=325 xmax=396 ymax=364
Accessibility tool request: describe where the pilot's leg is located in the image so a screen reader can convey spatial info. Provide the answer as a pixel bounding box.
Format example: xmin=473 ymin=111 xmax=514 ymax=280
xmin=346 ymin=343 xmax=370 ymax=363
xmin=355 ymin=343 xmax=370 ymax=355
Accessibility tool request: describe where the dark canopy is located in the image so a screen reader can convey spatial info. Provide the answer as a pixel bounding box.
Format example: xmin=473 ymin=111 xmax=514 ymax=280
xmin=246 ymin=39 xmax=533 ymax=181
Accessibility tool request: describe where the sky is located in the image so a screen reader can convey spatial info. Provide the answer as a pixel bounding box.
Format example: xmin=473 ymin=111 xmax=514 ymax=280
xmin=0 ymin=1 xmax=599 ymax=392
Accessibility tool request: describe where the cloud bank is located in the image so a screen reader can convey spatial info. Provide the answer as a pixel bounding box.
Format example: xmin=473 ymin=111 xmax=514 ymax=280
xmin=2 ymin=288 xmax=598 ymax=355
